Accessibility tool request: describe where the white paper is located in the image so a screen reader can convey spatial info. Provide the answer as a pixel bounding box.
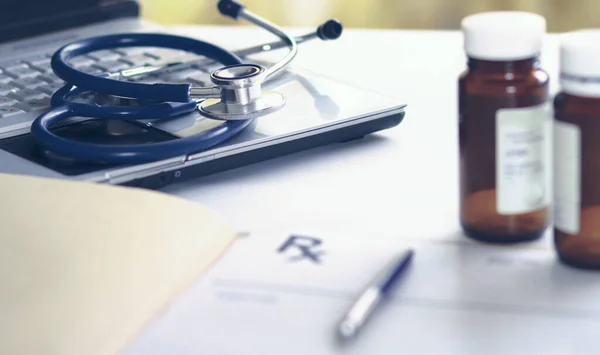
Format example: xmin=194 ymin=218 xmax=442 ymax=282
xmin=123 ymin=230 xmax=600 ymax=355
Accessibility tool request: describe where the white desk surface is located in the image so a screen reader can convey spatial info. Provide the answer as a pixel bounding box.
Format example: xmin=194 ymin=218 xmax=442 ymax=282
xmin=123 ymin=26 xmax=600 ymax=355
xmin=164 ymin=25 xmax=561 ymax=247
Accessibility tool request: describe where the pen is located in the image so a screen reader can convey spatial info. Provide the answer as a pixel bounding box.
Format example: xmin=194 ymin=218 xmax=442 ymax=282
xmin=336 ymin=249 xmax=414 ymax=341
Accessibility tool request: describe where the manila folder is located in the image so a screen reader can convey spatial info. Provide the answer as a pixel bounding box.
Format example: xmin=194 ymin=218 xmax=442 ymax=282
xmin=0 ymin=173 xmax=237 ymax=355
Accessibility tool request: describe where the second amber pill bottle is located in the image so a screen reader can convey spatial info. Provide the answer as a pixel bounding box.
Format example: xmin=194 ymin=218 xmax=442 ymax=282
xmin=458 ymin=12 xmax=551 ymax=243
xmin=554 ymin=30 xmax=600 ymax=269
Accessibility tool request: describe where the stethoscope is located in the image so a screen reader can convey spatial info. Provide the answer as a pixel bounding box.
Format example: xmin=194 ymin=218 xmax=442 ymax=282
xmin=30 ymin=0 xmax=343 ymax=164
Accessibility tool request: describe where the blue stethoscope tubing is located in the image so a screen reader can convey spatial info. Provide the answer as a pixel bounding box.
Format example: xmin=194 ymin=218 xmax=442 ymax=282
xmin=30 ymin=33 xmax=253 ymax=164
xmin=51 ymin=33 xmax=242 ymax=102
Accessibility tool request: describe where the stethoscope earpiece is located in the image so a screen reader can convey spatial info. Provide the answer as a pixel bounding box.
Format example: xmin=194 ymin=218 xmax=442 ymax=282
xmin=317 ymin=19 xmax=344 ymax=41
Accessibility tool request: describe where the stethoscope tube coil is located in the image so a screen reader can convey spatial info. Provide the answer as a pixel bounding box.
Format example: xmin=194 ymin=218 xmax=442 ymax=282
xmin=51 ymin=33 xmax=243 ymax=103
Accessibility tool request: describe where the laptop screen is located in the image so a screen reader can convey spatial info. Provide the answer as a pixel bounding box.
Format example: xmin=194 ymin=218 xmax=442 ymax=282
xmin=0 ymin=0 xmax=137 ymax=43
xmin=0 ymin=0 xmax=98 ymax=24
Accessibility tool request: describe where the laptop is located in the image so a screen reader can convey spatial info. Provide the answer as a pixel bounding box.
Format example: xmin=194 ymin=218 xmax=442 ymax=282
xmin=0 ymin=0 xmax=407 ymax=190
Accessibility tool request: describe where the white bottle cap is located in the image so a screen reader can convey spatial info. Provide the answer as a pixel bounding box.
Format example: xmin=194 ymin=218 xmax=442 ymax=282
xmin=559 ymin=29 xmax=600 ymax=97
xmin=560 ymin=30 xmax=600 ymax=97
xmin=461 ymin=11 xmax=546 ymax=61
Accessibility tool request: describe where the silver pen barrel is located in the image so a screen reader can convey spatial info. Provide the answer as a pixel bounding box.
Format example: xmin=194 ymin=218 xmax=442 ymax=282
xmin=336 ymin=249 xmax=414 ymax=342
xmin=337 ymin=288 xmax=382 ymax=339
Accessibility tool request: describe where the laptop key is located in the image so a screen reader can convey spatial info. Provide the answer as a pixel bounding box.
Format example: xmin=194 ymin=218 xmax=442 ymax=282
xmin=0 ymin=59 xmax=26 ymax=70
xmin=0 ymin=97 xmax=18 ymax=107
xmin=6 ymin=67 xmax=40 ymax=79
xmin=0 ymin=74 xmax=12 ymax=84
xmin=118 ymin=55 xmax=157 ymax=67
xmin=30 ymin=62 xmax=52 ymax=73
xmin=78 ymin=66 xmax=104 ymax=75
xmin=68 ymin=56 xmax=96 ymax=68
xmin=144 ymin=49 xmax=186 ymax=61
xmin=188 ymin=58 xmax=218 ymax=72
xmin=93 ymin=60 xmax=131 ymax=73
xmin=9 ymin=89 xmax=47 ymax=101
xmin=0 ymin=84 xmax=17 ymax=95
xmin=38 ymin=73 xmax=63 ymax=84
xmin=0 ymin=106 xmax=25 ymax=118
xmin=24 ymin=55 xmax=51 ymax=66
xmin=15 ymin=97 xmax=51 ymax=112
xmin=38 ymin=83 xmax=66 ymax=96
xmin=13 ymin=77 xmax=47 ymax=90
xmin=87 ymin=50 xmax=121 ymax=61
xmin=113 ymin=47 xmax=151 ymax=56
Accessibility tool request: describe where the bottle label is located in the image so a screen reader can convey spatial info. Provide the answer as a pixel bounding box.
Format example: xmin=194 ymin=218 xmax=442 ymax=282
xmin=553 ymin=120 xmax=581 ymax=234
xmin=496 ymin=104 xmax=551 ymax=215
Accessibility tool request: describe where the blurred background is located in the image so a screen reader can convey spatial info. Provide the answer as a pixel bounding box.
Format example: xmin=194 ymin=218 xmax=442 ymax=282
xmin=140 ymin=0 xmax=600 ymax=32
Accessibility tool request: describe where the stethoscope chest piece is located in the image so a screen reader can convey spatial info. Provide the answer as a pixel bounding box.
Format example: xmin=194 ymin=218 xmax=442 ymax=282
xmin=198 ymin=63 xmax=286 ymax=120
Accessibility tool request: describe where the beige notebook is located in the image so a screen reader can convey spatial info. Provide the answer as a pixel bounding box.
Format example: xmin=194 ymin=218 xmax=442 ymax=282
xmin=0 ymin=173 xmax=238 ymax=355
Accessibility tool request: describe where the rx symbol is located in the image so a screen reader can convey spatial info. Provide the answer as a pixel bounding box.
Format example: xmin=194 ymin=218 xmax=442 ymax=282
xmin=276 ymin=235 xmax=326 ymax=264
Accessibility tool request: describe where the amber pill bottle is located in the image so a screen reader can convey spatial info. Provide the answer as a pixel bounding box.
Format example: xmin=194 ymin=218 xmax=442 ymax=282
xmin=554 ymin=30 xmax=600 ymax=269
xmin=458 ymin=12 xmax=551 ymax=243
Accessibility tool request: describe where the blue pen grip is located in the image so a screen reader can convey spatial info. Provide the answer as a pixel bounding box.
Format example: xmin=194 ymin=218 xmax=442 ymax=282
xmin=380 ymin=249 xmax=414 ymax=295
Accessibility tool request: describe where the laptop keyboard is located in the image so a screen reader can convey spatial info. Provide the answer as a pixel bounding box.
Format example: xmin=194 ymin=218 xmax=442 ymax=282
xmin=0 ymin=47 xmax=216 ymax=133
